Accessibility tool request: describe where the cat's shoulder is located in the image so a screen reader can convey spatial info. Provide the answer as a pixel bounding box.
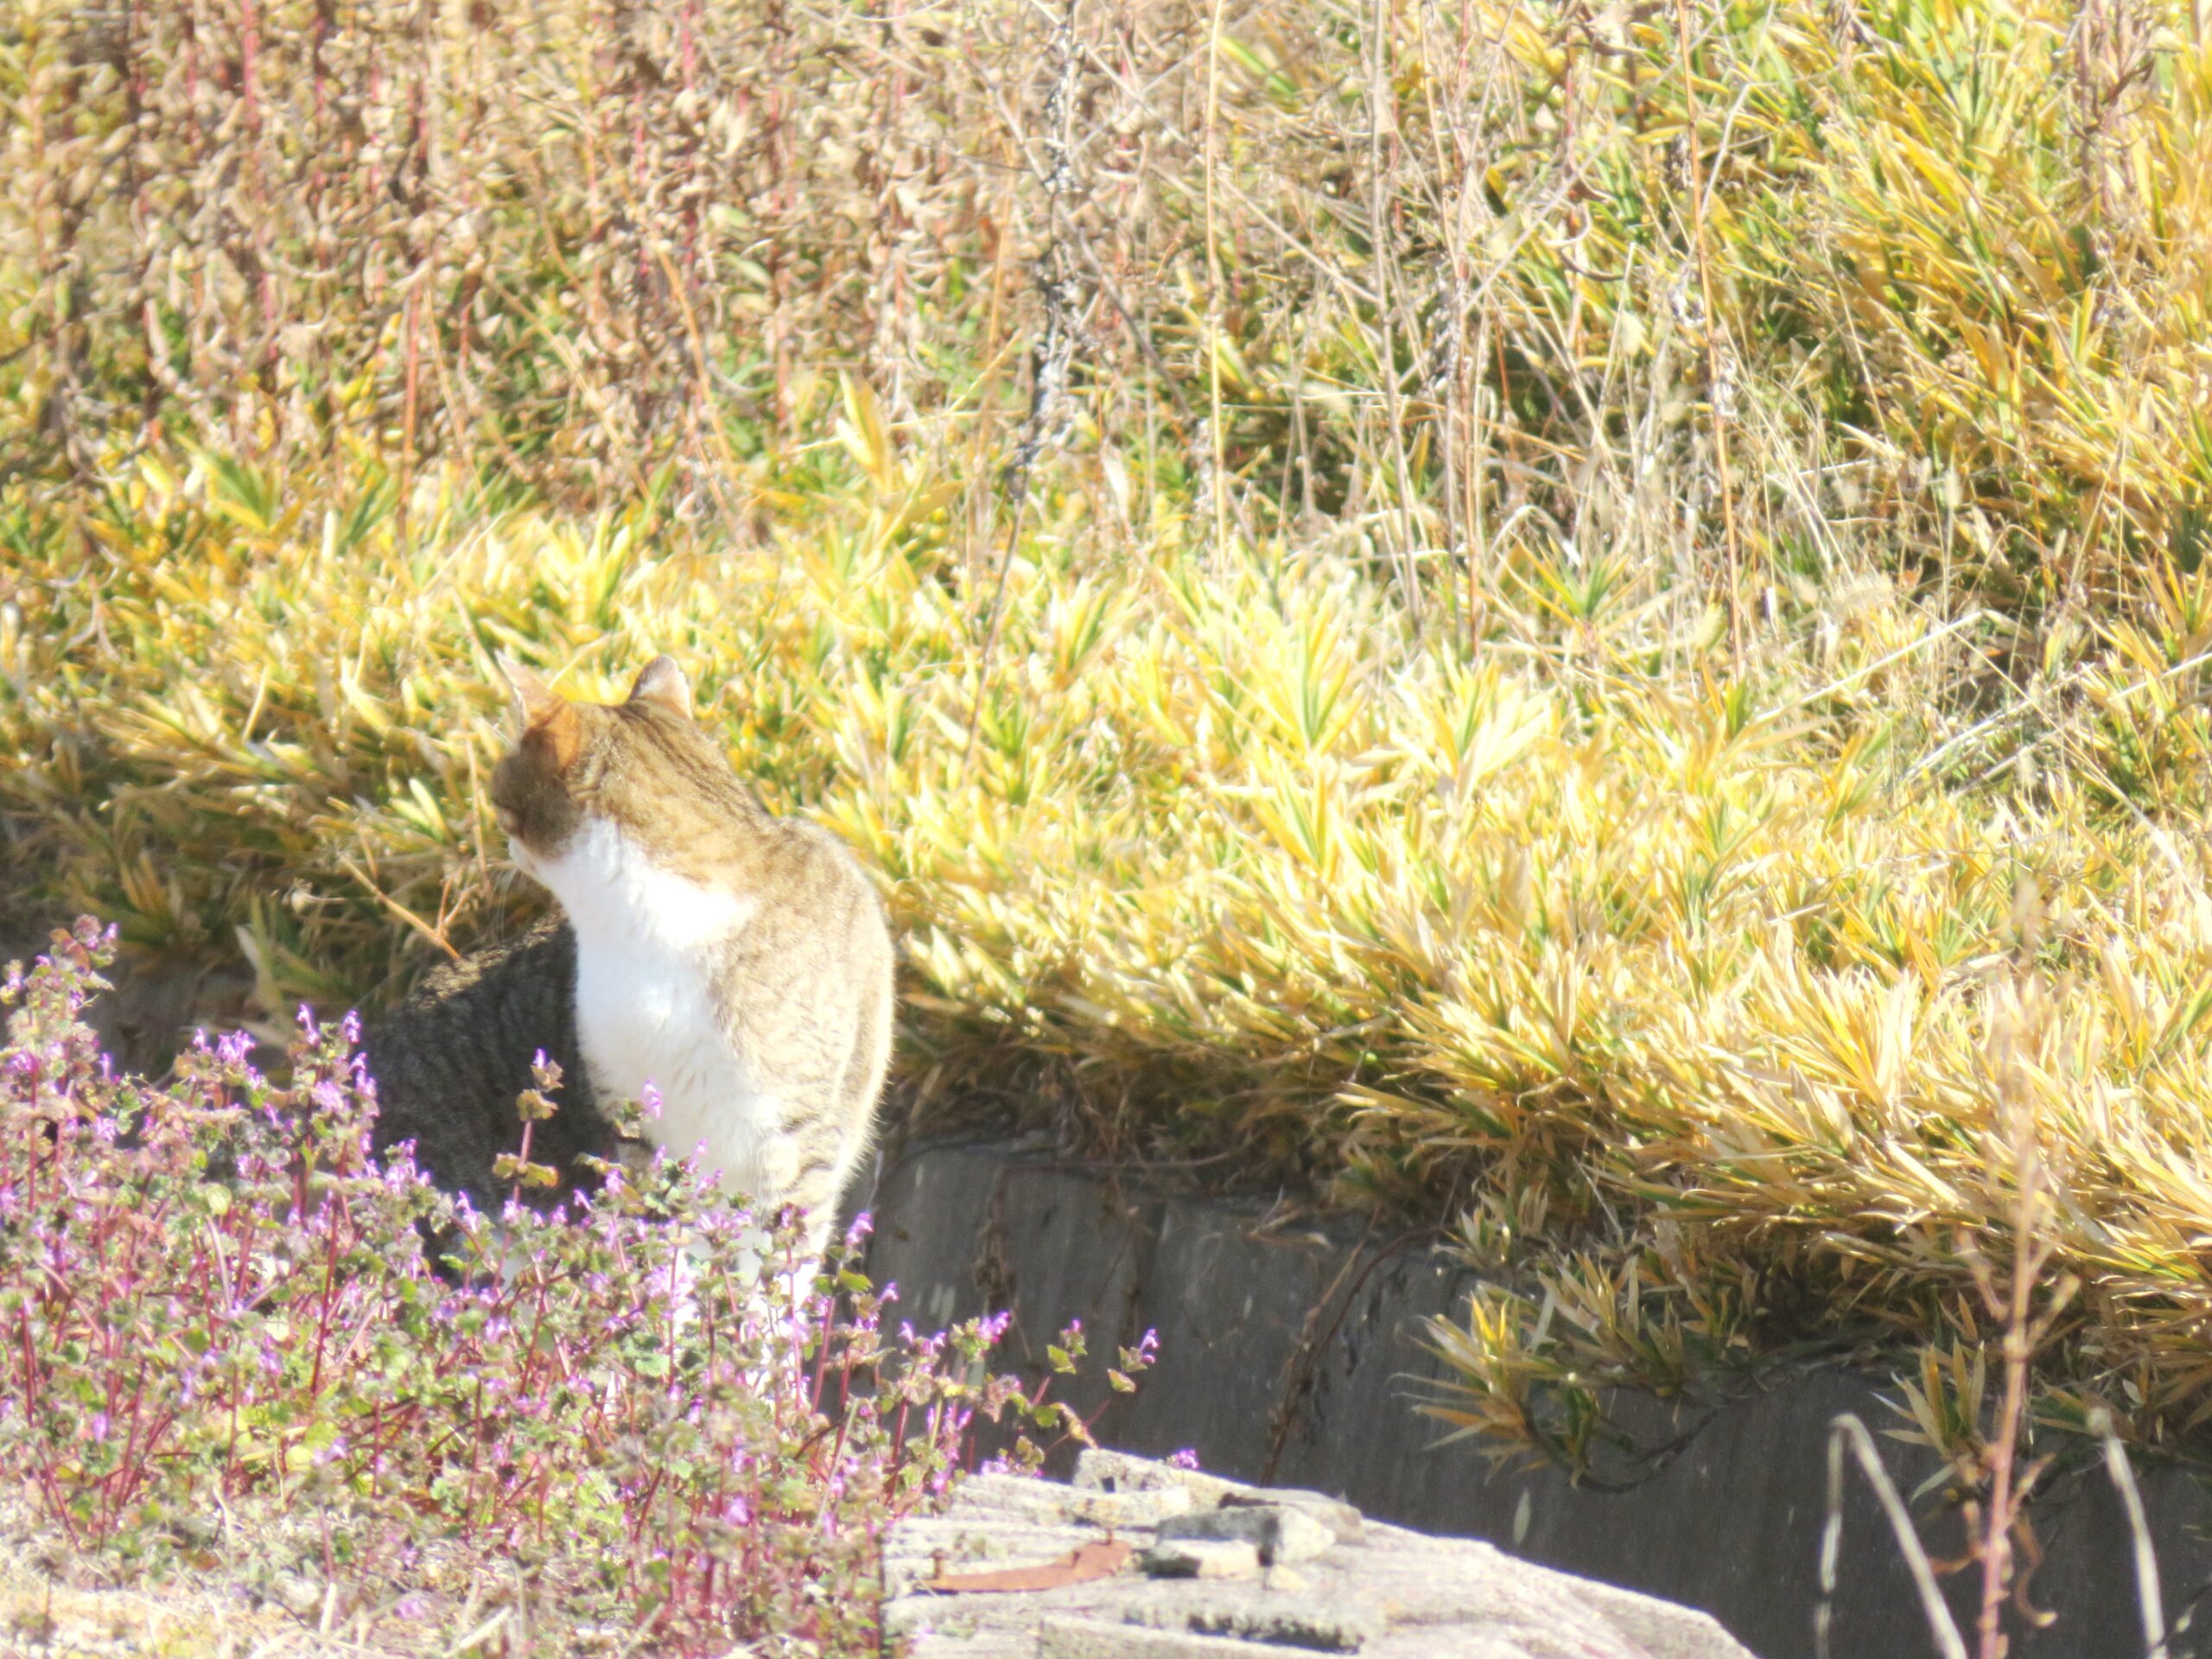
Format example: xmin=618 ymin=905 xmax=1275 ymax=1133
xmin=759 ymin=814 xmax=883 ymax=906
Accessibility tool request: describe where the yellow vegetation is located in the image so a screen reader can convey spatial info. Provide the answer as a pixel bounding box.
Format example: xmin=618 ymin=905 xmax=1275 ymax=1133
xmin=12 ymin=0 xmax=2212 ymax=1468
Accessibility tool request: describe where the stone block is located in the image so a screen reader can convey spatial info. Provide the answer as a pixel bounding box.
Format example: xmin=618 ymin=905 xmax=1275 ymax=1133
xmin=1074 ymin=1450 xmax=1246 ymax=1508
xmin=952 ymin=1471 xmax=1196 ymax=1530
xmin=1035 ymin=1619 xmax=1295 ymax=1658
xmin=1155 ymin=1504 xmax=1336 ymax=1565
xmin=1122 ymin=1588 xmax=1378 ymax=1651
xmin=1137 ymin=1538 xmax=1262 ymax=1580
xmin=1222 ymin=1489 xmax=1363 ymax=1545
xmin=1074 ymin=1450 xmax=1362 ymax=1545
xmin=886 ymin=1449 xmax=1755 ymax=1659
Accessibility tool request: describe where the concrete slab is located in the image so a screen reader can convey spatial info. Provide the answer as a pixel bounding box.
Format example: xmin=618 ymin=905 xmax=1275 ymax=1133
xmin=890 ymin=1449 xmax=1755 ymax=1659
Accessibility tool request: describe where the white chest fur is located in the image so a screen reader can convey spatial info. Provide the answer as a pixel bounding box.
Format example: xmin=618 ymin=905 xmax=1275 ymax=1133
xmin=516 ymin=817 xmax=795 ymax=1205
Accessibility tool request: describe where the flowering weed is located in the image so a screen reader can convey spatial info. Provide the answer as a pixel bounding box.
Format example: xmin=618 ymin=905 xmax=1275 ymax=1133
xmin=0 ymin=920 xmax=1117 ymax=1655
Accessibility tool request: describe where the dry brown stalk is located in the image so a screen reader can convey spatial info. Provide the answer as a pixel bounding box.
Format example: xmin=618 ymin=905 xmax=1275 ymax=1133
xmin=1201 ymin=0 xmax=1232 ymax=559
xmin=1669 ymin=0 xmax=1741 ymax=662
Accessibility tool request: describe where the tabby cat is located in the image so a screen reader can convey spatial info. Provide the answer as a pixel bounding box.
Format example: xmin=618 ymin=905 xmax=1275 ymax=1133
xmin=362 ymin=657 xmax=896 ymax=1262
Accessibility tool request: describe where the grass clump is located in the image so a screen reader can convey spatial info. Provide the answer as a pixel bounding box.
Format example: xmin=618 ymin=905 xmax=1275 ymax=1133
xmin=2 ymin=921 xmax=1099 ymax=1655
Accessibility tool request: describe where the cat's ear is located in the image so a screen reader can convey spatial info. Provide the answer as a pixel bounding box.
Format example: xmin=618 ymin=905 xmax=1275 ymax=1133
xmin=499 ymin=656 xmax=582 ymax=768
xmin=628 ymin=654 xmax=692 ymax=717
xmin=498 ymin=655 xmax=558 ymax=733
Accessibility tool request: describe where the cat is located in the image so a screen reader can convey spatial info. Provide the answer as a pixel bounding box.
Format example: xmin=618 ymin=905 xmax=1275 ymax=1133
xmin=361 ymin=655 xmax=896 ymax=1268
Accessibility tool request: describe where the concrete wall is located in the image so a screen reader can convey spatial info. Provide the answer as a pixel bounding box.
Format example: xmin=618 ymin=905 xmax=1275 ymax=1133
xmin=862 ymin=1140 xmax=2212 ymax=1659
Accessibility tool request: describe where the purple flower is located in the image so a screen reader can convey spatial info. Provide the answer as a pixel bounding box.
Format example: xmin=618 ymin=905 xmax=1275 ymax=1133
xmin=1168 ymin=1448 xmax=1201 ymax=1471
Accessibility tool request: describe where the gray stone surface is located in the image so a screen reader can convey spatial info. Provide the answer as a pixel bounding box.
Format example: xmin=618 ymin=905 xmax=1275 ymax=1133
xmin=1077 ymin=1451 xmax=1364 ymax=1544
xmin=862 ymin=1139 xmax=2212 ymax=1659
xmin=1155 ymin=1504 xmax=1335 ymax=1565
xmin=1036 ymin=1621 xmax=1300 ymax=1659
xmin=1139 ymin=1590 xmax=1378 ymax=1649
xmin=887 ymin=1450 xmax=1756 ymax=1659
xmin=1138 ymin=1538 xmax=1262 ymax=1580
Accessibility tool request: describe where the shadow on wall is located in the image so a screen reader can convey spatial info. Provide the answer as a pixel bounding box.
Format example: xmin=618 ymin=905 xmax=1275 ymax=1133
xmin=1 ymin=921 xmax=271 ymax=1079
xmin=861 ymin=1140 xmax=2212 ymax=1659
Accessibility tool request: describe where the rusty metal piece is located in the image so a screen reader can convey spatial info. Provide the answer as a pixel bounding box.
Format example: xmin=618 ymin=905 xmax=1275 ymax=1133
xmin=920 ymin=1539 xmax=1133 ymax=1594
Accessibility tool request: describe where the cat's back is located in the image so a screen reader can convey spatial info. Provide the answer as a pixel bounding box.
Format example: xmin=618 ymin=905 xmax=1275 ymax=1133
xmin=750 ymin=813 xmax=894 ymax=967
xmin=734 ymin=815 xmax=895 ymax=1207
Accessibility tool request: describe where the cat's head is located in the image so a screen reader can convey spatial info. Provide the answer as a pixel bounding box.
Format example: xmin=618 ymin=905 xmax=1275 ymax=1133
xmin=488 ymin=655 xmax=739 ymax=871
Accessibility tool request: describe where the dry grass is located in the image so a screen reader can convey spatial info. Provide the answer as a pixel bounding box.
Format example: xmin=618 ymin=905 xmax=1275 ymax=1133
xmin=11 ymin=0 xmax=2212 ymax=1493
